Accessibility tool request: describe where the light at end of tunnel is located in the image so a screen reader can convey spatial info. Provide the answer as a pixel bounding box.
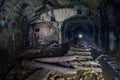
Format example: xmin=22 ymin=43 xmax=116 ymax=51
xmin=78 ymin=34 xmax=83 ymax=38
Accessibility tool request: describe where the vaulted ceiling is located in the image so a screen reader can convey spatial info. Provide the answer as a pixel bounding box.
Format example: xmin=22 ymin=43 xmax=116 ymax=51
xmin=0 ymin=0 xmax=119 ymax=25
xmin=0 ymin=0 xmax=102 ymax=23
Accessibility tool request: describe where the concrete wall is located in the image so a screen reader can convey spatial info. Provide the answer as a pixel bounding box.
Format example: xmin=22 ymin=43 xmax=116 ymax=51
xmin=29 ymin=22 xmax=57 ymax=46
xmin=33 ymin=22 xmax=54 ymax=38
xmin=40 ymin=8 xmax=77 ymax=22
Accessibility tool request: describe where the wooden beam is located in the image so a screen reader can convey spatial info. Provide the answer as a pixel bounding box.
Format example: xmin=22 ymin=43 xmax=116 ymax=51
xmin=70 ymin=47 xmax=91 ymax=52
xmin=67 ymin=51 xmax=91 ymax=56
xmin=17 ymin=48 xmax=41 ymax=57
xmin=34 ymin=55 xmax=77 ymax=63
xmin=22 ymin=61 xmax=77 ymax=74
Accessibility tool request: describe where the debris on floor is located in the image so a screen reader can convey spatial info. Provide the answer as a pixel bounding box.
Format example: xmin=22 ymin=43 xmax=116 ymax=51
xmin=21 ymin=43 xmax=104 ymax=80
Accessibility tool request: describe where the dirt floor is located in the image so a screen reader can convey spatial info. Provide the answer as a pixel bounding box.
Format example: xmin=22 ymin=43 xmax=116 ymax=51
xmin=0 ymin=46 xmax=116 ymax=80
xmin=0 ymin=46 xmax=68 ymax=80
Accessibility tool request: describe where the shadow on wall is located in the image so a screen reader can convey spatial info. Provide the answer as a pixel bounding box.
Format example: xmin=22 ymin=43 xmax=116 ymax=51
xmin=0 ymin=21 xmax=24 ymax=55
xmin=0 ymin=45 xmax=8 ymax=57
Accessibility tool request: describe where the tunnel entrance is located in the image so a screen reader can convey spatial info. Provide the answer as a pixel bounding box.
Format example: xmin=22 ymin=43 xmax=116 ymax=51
xmin=61 ymin=15 xmax=95 ymax=45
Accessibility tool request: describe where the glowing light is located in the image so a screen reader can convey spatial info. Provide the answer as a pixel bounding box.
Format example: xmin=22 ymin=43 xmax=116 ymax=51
xmin=78 ymin=34 xmax=83 ymax=38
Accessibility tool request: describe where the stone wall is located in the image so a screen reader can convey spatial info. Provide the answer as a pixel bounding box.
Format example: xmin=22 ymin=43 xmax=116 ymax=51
xmin=0 ymin=16 xmax=24 ymax=56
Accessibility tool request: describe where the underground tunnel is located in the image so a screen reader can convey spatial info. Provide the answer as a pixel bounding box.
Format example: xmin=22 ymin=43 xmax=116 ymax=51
xmin=61 ymin=15 xmax=95 ymax=45
xmin=0 ymin=0 xmax=120 ymax=80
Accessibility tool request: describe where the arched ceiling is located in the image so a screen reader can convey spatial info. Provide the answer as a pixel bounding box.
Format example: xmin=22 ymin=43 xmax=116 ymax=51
xmin=0 ymin=0 xmax=102 ymax=22
xmin=0 ymin=0 xmax=119 ymax=28
xmin=61 ymin=15 xmax=95 ymax=44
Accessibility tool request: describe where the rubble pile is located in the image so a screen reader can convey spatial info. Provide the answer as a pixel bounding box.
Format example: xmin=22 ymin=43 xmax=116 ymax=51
xmin=22 ymin=43 xmax=104 ymax=80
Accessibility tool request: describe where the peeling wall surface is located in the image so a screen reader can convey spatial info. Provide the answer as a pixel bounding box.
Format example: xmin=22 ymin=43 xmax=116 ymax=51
xmin=41 ymin=8 xmax=77 ymax=22
xmin=33 ymin=23 xmax=53 ymax=37
xmin=30 ymin=22 xmax=57 ymax=46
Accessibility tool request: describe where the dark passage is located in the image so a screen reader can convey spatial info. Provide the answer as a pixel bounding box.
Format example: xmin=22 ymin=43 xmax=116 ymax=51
xmin=61 ymin=16 xmax=94 ymax=45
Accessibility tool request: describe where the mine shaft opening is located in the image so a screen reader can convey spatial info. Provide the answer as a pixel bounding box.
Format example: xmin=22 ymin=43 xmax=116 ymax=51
xmin=61 ymin=16 xmax=95 ymax=47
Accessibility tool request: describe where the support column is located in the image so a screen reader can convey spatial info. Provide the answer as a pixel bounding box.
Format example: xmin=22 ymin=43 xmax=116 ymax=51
xmin=109 ymin=32 xmax=115 ymax=51
xmin=58 ymin=22 xmax=62 ymax=45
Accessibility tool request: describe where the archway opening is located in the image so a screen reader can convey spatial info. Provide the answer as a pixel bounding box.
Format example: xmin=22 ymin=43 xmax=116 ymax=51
xmin=61 ymin=16 xmax=95 ymax=46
